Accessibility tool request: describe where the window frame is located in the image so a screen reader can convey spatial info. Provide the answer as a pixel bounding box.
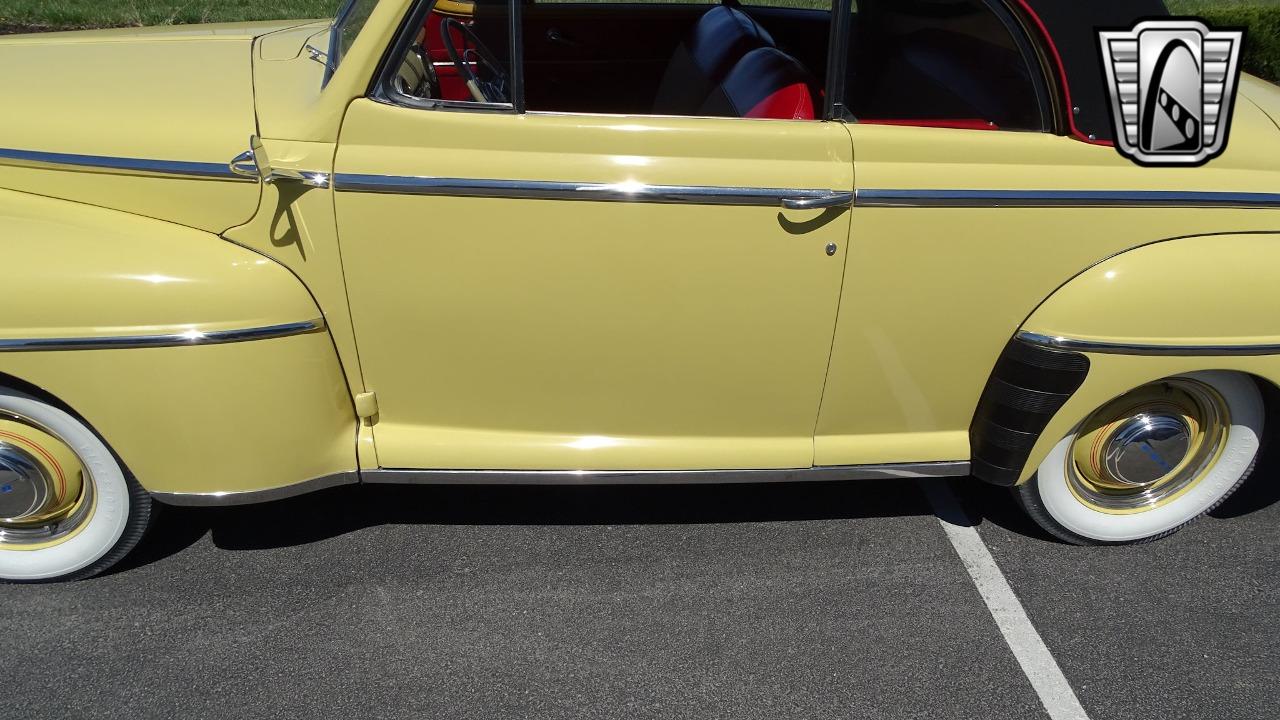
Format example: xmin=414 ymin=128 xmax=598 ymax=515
xmin=368 ymin=0 xmax=1053 ymax=131
xmin=839 ymin=0 xmax=1054 ymax=132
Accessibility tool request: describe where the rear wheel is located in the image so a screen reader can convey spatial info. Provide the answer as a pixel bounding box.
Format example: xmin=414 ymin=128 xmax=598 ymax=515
xmin=0 ymin=388 xmax=152 ymax=582
xmin=1016 ymin=371 xmax=1263 ymax=545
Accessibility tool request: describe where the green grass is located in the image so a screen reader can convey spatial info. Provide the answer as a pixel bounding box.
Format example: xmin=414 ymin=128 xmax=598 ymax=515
xmin=0 ymin=0 xmax=1275 ymax=81
xmin=1170 ymin=0 xmax=1280 ymax=81
xmin=0 ymin=1 xmax=341 ymax=32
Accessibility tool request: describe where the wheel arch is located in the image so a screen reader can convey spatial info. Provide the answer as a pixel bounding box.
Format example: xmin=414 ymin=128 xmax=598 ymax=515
xmin=972 ymin=231 xmax=1280 ymax=487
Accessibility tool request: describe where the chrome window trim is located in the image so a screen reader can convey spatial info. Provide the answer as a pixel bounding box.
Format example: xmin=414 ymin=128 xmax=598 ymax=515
xmin=0 ymin=319 xmax=327 ymax=353
xmin=333 ymin=174 xmax=848 ymax=207
xmin=362 ymin=461 xmax=970 ymax=486
xmin=0 ymin=147 xmax=257 ymax=182
xmin=855 ymin=189 xmax=1280 ymax=208
xmin=1019 ymin=331 xmax=1280 ymax=356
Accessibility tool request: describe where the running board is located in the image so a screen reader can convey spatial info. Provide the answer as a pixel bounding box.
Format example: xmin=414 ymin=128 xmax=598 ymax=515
xmin=362 ymin=462 xmax=970 ymax=486
xmin=153 ymin=462 xmax=970 ymax=507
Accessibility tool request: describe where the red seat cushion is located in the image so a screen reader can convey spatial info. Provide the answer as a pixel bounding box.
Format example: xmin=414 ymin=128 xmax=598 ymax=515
xmin=653 ymin=6 xmax=776 ymax=115
xmin=699 ymin=47 xmax=817 ymax=120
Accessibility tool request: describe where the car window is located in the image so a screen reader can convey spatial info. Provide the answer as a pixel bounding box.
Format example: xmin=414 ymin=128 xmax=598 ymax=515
xmin=845 ymin=0 xmax=1046 ymax=131
xmin=384 ymin=0 xmax=516 ymax=109
xmin=382 ymin=0 xmax=837 ymax=120
xmin=333 ymin=0 xmax=380 ymax=71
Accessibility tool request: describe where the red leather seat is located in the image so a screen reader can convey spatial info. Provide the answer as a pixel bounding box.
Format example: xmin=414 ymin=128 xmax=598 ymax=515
xmin=652 ymin=5 xmax=776 ymax=115
xmin=698 ymin=47 xmax=817 ymax=120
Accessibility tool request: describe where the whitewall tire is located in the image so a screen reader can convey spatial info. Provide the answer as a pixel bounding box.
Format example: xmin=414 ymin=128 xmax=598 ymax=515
xmin=1017 ymin=371 xmax=1264 ymax=545
xmin=0 ymin=388 xmax=153 ymax=582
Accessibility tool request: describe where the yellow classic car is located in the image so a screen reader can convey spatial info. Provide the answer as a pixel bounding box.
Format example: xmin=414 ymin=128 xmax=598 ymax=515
xmin=0 ymin=0 xmax=1278 ymax=581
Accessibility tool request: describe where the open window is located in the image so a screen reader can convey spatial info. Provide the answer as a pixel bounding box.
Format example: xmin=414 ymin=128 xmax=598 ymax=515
xmin=374 ymin=0 xmax=1049 ymax=130
xmin=376 ymin=0 xmax=838 ymax=120
xmin=843 ymin=0 xmax=1049 ymax=131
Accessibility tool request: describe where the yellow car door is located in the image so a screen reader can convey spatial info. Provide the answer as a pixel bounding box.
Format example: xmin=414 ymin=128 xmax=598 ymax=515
xmin=333 ymin=105 xmax=853 ymax=472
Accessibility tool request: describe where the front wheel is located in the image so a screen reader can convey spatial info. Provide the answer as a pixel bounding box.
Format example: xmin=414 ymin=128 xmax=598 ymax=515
xmin=0 ymin=388 xmax=153 ymax=582
xmin=1016 ymin=371 xmax=1263 ymax=545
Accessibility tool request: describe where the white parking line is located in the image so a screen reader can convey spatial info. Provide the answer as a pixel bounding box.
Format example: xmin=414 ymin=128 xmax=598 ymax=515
xmin=920 ymin=480 xmax=1092 ymax=720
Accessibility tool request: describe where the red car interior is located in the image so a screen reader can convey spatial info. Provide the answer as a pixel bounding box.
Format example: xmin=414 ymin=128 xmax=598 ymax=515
xmin=699 ymin=47 xmax=818 ymax=120
xmin=423 ymin=6 xmax=478 ymax=102
xmin=413 ymin=0 xmax=1042 ymax=130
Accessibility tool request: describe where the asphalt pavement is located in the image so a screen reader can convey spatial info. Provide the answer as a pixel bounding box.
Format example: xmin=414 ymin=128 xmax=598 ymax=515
xmin=2 ymin=466 xmax=1277 ymax=719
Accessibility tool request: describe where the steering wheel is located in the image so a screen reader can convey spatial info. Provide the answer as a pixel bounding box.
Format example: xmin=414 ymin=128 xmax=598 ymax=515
xmin=440 ymin=17 xmax=509 ymax=104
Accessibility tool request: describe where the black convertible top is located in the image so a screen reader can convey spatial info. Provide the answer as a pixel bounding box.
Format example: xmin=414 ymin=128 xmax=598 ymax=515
xmin=1012 ymin=0 xmax=1169 ymax=142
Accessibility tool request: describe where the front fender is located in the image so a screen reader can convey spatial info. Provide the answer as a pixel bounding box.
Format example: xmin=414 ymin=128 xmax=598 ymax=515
xmin=0 ymin=188 xmax=321 ymax=341
xmin=0 ymin=190 xmax=357 ymax=497
xmin=1003 ymin=233 xmax=1280 ymax=485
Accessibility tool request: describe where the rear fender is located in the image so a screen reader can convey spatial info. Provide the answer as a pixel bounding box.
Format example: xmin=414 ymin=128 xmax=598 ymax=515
xmin=974 ymin=232 xmax=1280 ymax=486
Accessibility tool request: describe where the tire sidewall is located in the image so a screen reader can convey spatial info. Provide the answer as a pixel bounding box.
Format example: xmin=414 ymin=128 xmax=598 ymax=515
xmin=1032 ymin=371 xmax=1263 ymax=543
xmin=0 ymin=390 xmax=131 ymax=581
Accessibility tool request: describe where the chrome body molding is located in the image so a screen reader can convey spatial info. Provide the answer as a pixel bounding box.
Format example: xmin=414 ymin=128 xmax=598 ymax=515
xmin=855 ymin=189 xmax=1280 ymax=208
xmin=333 ymin=174 xmax=849 ymax=208
xmin=0 ymin=147 xmax=256 ymax=182
xmin=151 ymin=462 xmax=969 ymax=506
xmin=152 ymin=472 xmax=359 ymax=507
xmin=1018 ymin=331 xmax=1280 ymax=356
xmin=0 ymin=319 xmax=327 ymax=352
xmin=362 ymin=461 xmax=970 ymax=486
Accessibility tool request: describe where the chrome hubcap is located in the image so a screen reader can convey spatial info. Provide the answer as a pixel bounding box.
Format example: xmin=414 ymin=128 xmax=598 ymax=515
xmin=1103 ymin=414 xmax=1192 ymax=487
xmin=0 ymin=414 xmax=93 ymax=547
xmin=0 ymin=443 xmax=53 ymax=522
xmin=1067 ymin=379 xmax=1228 ymax=513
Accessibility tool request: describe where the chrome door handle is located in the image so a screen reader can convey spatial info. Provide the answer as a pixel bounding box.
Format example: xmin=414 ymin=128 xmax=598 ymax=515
xmin=264 ymin=167 xmax=332 ymax=189
xmin=228 ymin=150 xmax=259 ymax=179
xmin=228 ymin=139 xmax=331 ymax=189
xmin=780 ymin=192 xmax=854 ymax=211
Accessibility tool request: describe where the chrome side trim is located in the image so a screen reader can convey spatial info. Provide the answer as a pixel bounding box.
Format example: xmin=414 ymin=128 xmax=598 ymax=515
xmin=0 ymin=319 xmax=327 ymax=352
xmin=151 ymin=462 xmax=970 ymax=506
xmin=0 ymin=147 xmax=258 ymax=182
xmin=855 ymin=189 xmax=1280 ymax=208
xmin=362 ymin=461 xmax=970 ymax=486
xmin=152 ymin=471 xmax=359 ymax=507
xmin=333 ymin=174 xmax=843 ymax=207
xmin=1018 ymin=331 xmax=1280 ymax=356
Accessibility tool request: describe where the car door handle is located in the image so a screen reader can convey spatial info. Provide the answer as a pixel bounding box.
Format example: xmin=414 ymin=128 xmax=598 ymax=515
xmin=780 ymin=192 xmax=854 ymax=211
xmin=546 ymin=28 xmax=579 ymax=47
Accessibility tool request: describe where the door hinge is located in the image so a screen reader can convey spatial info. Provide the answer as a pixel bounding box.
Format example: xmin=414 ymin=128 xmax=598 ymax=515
xmin=354 ymin=391 xmax=379 ymax=421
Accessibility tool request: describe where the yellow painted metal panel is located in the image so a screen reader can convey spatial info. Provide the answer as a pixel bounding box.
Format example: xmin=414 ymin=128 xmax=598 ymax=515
xmin=0 ymin=334 xmax=356 ymax=496
xmin=1025 ymin=234 xmax=1280 ymax=347
xmin=816 ymin=114 xmax=1280 ymax=467
xmin=335 ymin=103 xmax=853 ymax=470
xmin=0 ymin=189 xmax=323 ymax=340
xmin=0 ymin=30 xmax=265 ymax=231
xmin=255 ymin=1 xmax=414 ymax=142
xmin=223 ymin=140 xmax=368 ymax=395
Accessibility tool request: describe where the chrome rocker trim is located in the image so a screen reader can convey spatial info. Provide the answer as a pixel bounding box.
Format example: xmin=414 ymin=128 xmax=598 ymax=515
xmin=153 ymin=472 xmax=360 ymax=507
xmin=333 ymin=174 xmax=852 ymax=208
xmin=151 ymin=462 xmax=971 ymax=506
xmin=1018 ymin=331 xmax=1280 ymax=356
xmin=0 ymin=147 xmax=257 ymax=182
xmin=0 ymin=319 xmax=327 ymax=352
xmin=362 ymin=461 xmax=970 ymax=486
xmin=855 ymin=189 xmax=1280 ymax=208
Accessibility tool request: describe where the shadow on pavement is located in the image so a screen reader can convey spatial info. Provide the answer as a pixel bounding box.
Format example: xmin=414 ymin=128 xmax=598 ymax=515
xmin=119 ymin=449 xmax=1280 ymax=576
xmin=117 ymin=477 xmax=941 ymax=572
